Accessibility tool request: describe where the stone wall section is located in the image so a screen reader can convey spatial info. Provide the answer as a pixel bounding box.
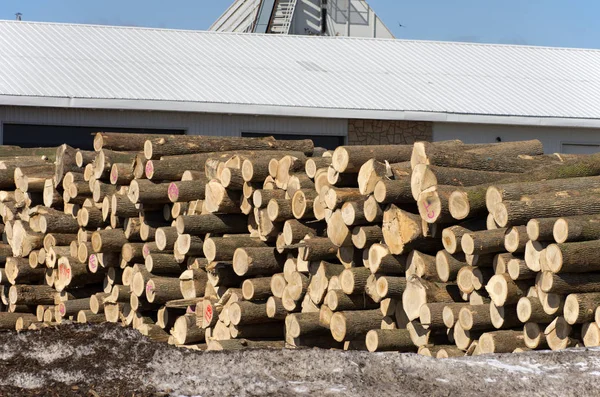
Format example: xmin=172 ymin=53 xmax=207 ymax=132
xmin=348 ymin=119 xmax=433 ymax=145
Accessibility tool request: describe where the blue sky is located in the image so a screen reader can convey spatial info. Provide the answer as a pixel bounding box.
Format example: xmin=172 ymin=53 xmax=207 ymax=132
xmin=2 ymin=0 xmax=599 ymax=49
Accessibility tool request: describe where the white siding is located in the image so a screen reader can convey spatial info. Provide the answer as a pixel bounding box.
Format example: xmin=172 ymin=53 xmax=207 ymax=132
xmin=433 ymin=122 xmax=600 ymax=154
xmin=0 ymin=106 xmax=347 ymax=143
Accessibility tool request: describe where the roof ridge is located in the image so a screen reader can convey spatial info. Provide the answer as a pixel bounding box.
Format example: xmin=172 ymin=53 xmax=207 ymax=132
xmin=1 ymin=19 xmax=599 ymax=53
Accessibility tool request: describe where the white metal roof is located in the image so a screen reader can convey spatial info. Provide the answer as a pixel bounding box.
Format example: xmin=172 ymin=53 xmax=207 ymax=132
xmin=1 ymin=20 xmax=600 ymax=128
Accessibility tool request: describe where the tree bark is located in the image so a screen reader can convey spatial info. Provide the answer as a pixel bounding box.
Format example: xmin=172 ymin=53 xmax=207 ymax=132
xmin=368 ymin=243 xmax=407 ymax=275
xmin=486 ymin=175 xmax=600 ymax=213
xmin=374 ymin=179 xmax=413 ymax=204
xmin=145 ymin=135 xmax=313 ymax=159
xmin=340 ymin=267 xmax=372 ymax=295
xmin=478 ymin=330 xmax=526 ymax=354
xmin=553 ymin=215 xmax=600 ymax=244
xmin=330 ymin=309 xmax=382 ymax=342
xmin=411 ymin=164 xmax=517 ymax=201
xmin=504 ymin=225 xmax=528 ymax=253
xmin=402 ymin=277 xmax=461 ymax=321
xmin=176 ymin=214 xmax=248 ymax=235
xmin=494 ymin=197 xmax=600 ymax=228
xmin=461 ymin=228 xmax=508 ymax=255
xmin=351 ymin=225 xmax=382 ymax=249
xmin=146 ymin=277 xmax=183 ymax=304
xmin=435 ymin=250 xmax=467 ymax=282
xmin=546 ymin=241 xmax=600 ymax=273
xmin=562 ymin=292 xmax=600 ymax=325
xmin=332 ymin=145 xmax=412 ymax=173
xmin=233 ymin=247 xmax=283 ymax=277
xmin=365 ymin=329 xmax=416 ymax=352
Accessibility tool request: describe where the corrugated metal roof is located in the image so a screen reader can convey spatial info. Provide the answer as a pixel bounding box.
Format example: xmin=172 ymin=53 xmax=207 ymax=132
xmin=1 ymin=20 xmax=600 ymax=127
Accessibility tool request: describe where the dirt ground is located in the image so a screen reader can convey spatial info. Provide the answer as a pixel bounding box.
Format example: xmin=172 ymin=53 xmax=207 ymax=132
xmin=0 ymin=324 xmax=599 ymax=397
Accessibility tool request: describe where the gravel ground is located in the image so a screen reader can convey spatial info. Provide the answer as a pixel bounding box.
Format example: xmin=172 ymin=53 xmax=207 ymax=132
xmin=0 ymin=324 xmax=599 ymax=396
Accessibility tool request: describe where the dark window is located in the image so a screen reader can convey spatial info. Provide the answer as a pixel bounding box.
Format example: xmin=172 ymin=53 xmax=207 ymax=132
xmin=3 ymin=124 xmax=185 ymax=150
xmin=242 ymin=132 xmax=343 ymax=151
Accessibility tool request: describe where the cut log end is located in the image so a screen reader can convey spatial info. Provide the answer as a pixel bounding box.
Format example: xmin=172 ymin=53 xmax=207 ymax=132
xmin=448 ymin=190 xmax=470 ymax=220
xmin=461 ymin=234 xmax=475 ymax=256
xmin=329 ymin=312 xmax=347 ymax=342
xmin=417 ymin=189 xmax=443 ymax=224
xmin=492 ymin=203 xmax=509 ymax=228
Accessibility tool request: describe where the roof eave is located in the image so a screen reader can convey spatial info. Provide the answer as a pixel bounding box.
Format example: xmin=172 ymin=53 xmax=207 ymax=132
xmin=1 ymin=95 xmax=599 ymax=129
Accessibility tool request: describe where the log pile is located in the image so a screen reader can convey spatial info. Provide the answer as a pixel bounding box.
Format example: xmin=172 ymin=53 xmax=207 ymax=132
xmin=3 ymin=133 xmax=600 ymax=356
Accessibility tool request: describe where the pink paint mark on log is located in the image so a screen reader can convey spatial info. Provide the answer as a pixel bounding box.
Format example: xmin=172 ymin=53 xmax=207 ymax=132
xmin=168 ymin=183 xmax=179 ymax=201
xmin=145 ymin=161 xmax=153 ymax=177
xmin=204 ymin=304 xmax=213 ymax=322
xmin=423 ymin=201 xmax=436 ymax=219
xmin=110 ymin=168 xmax=118 ymax=184
xmin=89 ymin=254 xmax=97 ymax=272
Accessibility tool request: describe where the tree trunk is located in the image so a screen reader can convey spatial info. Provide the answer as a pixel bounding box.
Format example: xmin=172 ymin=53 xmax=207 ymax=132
xmin=144 ymin=135 xmax=313 ymax=160
xmin=447 ymin=185 xmax=490 ymax=221
xmin=368 ymin=243 xmax=407 ymax=274
xmin=382 ymin=205 xmax=428 ymax=254
xmin=546 ymin=241 xmax=600 ymax=273
xmin=233 ymin=247 xmax=283 ymax=277
xmin=305 ymin=157 xmax=332 ymax=179
xmin=407 ymin=250 xmax=438 ymax=281
xmin=486 ymin=175 xmax=600 ymax=212
xmin=461 ymin=228 xmax=508 ymax=255
xmin=411 ymin=164 xmax=516 ymax=201
xmin=146 ymin=277 xmax=183 ymax=304
xmin=167 ymin=181 xmax=206 ymax=203
xmin=504 ymin=225 xmax=528 ymax=253
xmin=507 ymin=258 xmax=536 ymax=280
xmin=374 ymin=179 xmax=413 ymax=205
xmin=376 ymin=276 xmax=407 ymax=299
xmin=478 ymin=330 xmax=526 ymax=354
xmin=172 ymin=314 xmax=205 ymax=345
xmin=435 ymin=251 xmax=467 ymax=282
xmin=494 ymin=197 xmax=600 ymax=228
xmin=486 ymin=274 xmax=528 ymax=306
xmin=441 ymin=220 xmax=486 ymax=254
xmin=351 ymin=225 xmax=382 ymax=249
xmin=9 ymin=285 xmax=56 ymax=305
xmin=241 ymin=277 xmax=272 ymax=301
xmin=357 ymin=159 xmax=389 ymax=195
xmin=324 ymin=289 xmax=377 ymax=311
xmin=176 ymin=214 xmax=248 ymax=235
xmin=553 ymin=215 xmax=600 ymax=243
xmin=458 ymin=304 xmax=493 ymax=331
xmin=402 ymin=277 xmax=460 ymax=321
xmin=330 ymin=309 xmax=382 ymax=342
xmin=340 ymin=267 xmax=372 ymax=295
xmin=332 ymin=145 xmax=412 ymax=173
xmin=203 ymin=236 xmax=267 ymax=262
xmin=365 ymin=329 xmax=416 ymax=352
xmin=285 ymin=312 xmax=327 ymax=338
xmin=109 ymin=162 xmax=135 ymax=185
xmin=411 ymin=140 xmax=550 ymax=172
xmin=564 ymin=293 xmax=600 ymax=324
xmin=363 ymin=195 xmax=383 ymax=223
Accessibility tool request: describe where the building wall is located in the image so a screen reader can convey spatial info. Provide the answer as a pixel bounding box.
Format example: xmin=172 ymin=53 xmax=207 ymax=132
xmin=292 ymin=0 xmax=394 ymax=38
xmin=0 ymin=106 xmax=347 ymax=143
xmin=348 ymin=119 xmax=433 ymax=145
xmin=433 ymin=122 xmax=600 ymax=154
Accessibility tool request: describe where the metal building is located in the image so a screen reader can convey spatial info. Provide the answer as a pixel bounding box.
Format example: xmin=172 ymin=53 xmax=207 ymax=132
xmin=0 ymin=20 xmax=600 ymax=153
xmin=210 ymin=0 xmax=394 ymax=38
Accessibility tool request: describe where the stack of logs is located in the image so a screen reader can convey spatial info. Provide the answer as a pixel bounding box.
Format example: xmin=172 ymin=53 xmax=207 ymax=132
xmin=3 ymin=132 xmax=600 ymax=355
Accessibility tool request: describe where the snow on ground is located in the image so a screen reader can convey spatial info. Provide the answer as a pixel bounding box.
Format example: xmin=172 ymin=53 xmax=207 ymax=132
xmin=0 ymin=324 xmax=599 ymax=396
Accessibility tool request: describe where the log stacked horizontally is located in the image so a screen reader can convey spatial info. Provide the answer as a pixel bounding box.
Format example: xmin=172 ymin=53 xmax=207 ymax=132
xmin=2 ymin=132 xmax=600 ymax=355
